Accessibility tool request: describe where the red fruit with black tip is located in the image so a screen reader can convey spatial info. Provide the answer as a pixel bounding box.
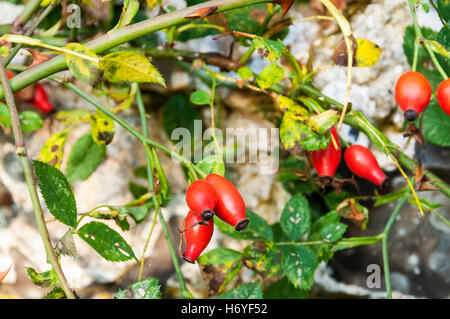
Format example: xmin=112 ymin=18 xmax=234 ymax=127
xmin=395 ymin=71 xmax=431 ymax=121
xmin=183 ymin=210 xmax=214 ymax=263
xmin=30 ymin=83 xmax=53 ymax=113
xmin=204 ymin=174 xmax=248 ymax=231
xmin=437 ymin=78 xmax=450 ymax=116
xmin=310 ymin=127 xmax=341 ymax=183
xmin=186 ymin=180 xmax=217 ymax=221
xmin=344 ymin=145 xmax=387 ymax=187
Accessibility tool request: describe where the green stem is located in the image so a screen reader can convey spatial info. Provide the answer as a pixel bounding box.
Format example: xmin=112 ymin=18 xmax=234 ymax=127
xmin=0 ymin=60 xmax=75 ymax=299
xmin=382 ymin=195 xmax=408 ymax=299
xmin=0 ymin=0 xmax=273 ymax=98
xmin=408 ymin=1 xmax=448 ymax=80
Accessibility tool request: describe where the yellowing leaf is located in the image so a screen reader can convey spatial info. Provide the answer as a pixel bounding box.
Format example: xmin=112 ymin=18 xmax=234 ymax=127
xmin=65 ymin=43 xmax=99 ymax=83
xmin=38 ymin=128 xmax=71 ymax=169
xmin=55 ymin=110 xmax=91 ymax=125
xmin=280 ymin=112 xmax=330 ymax=152
xmin=90 ymin=111 xmax=115 ymax=145
xmin=425 ymin=39 xmax=449 ymax=59
xmin=355 ymin=38 xmax=382 ymax=67
xmin=99 ymin=51 xmax=165 ymax=86
xmin=277 ymin=96 xmax=309 ymax=118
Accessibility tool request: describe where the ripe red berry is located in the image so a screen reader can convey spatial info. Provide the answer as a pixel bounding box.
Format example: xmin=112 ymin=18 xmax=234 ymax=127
xmin=310 ymin=127 xmax=341 ymax=183
xmin=204 ymin=174 xmax=248 ymax=231
xmin=31 ymin=83 xmax=53 ymax=113
xmin=437 ymin=78 xmax=450 ymax=116
xmin=183 ymin=210 xmax=214 ymax=263
xmin=186 ymin=180 xmax=217 ymax=221
xmin=395 ymin=71 xmax=431 ymax=121
xmin=344 ymin=145 xmax=387 ymax=187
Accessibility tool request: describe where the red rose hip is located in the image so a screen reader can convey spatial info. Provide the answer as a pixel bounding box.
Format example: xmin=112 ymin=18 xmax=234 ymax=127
xmin=344 ymin=145 xmax=387 ymax=187
xmin=437 ymin=78 xmax=450 ymax=116
xmin=204 ymin=174 xmax=248 ymax=231
xmin=186 ymin=180 xmax=217 ymax=220
xmin=310 ymin=127 xmax=341 ymax=183
xmin=183 ymin=210 xmax=214 ymax=263
xmin=395 ymin=71 xmax=431 ymax=121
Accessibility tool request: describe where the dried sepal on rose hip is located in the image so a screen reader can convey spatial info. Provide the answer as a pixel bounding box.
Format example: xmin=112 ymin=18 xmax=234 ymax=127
xmin=205 ymin=174 xmax=249 ymax=231
xmin=185 ymin=180 xmax=217 ymax=221
xmin=344 ymin=145 xmax=388 ymax=187
xmin=182 ymin=210 xmax=214 ymax=264
xmin=395 ymin=71 xmax=431 ymax=121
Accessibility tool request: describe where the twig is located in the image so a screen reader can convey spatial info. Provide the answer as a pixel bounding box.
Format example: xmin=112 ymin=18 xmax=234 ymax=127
xmin=0 ymin=59 xmax=75 ymax=299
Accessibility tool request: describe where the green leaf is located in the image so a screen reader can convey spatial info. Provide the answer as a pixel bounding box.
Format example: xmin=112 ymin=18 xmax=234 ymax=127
xmin=215 ymin=210 xmax=273 ymax=241
xmin=90 ymin=111 xmax=115 ymax=145
xmin=425 ymin=38 xmax=450 ymax=58
xmin=421 ymin=100 xmax=450 ymax=146
xmin=19 ymin=111 xmax=43 ymax=132
xmin=280 ymin=245 xmax=318 ymax=290
xmin=43 ymin=287 xmax=67 ymax=299
xmin=38 ymin=129 xmax=70 ymax=169
xmin=0 ymin=103 xmax=11 ymax=128
xmin=280 ymin=112 xmax=330 ymax=152
xmin=196 ymin=155 xmax=225 ymax=176
xmin=110 ymin=0 xmax=140 ymax=32
xmin=99 ymin=51 xmax=165 ymax=85
xmin=216 ymin=281 xmax=263 ymax=299
xmin=25 ymin=267 xmax=58 ymax=288
xmin=33 ymin=160 xmax=77 ymax=227
xmin=65 ymin=43 xmax=99 ymax=83
xmin=225 ymin=5 xmax=263 ymax=46
xmin=243 ymin=241 xmax=281 ymax=279
xmin=308 ymin=210 xmax=341 ymax=262
xmin=256 ymin=63 xmax=284 ymax=89
xmin=190 ymin=89 xmax=210 ymax=105
xmin=264 ymin=277 xmax=309 ymax=299
xmin=115 ymin=277 xmax=161 ymax=299
xmin=308 ymin=110 xmax=339 ymax=135
xmin=280 ymin=193 xmax=311 ymax=241
xmin=277 ymin=96 xmax=309 ymax=116
xmin=198 ymin=248 xmax=243 ymax=296
xmin=237 ymin=66 xmax=253 ymax=81
xmin=253 ymin=37 xmax=286 ymax=62
xmin=77 ymin=221 xmax=136 ymax=262
xmin=66 ymin=133 xmax=107 ymax=182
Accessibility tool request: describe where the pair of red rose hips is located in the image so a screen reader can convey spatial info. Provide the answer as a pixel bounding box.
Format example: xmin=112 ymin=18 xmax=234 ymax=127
xmin=182 ymin=174 xmax=248 ymax=263
xmin=395 ymin=71 xmax=449 ymax=120
xmin=310 ymin=127 xmax=387 ymax=187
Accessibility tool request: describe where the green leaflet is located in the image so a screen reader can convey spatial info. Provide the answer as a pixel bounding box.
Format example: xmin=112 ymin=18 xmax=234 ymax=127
xmin=77 ymin=221 xmax=136 ymax=262
xmin=33 ymin=160 xmax=77 ymax=227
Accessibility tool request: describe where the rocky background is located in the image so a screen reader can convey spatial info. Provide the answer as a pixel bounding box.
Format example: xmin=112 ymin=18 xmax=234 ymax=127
xmin=0 ymin=0 xmax=449 ymax=299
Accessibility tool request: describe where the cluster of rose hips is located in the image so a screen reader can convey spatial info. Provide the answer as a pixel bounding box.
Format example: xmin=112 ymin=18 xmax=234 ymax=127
xmin=5 ymin=70 xmax=53 ymax=113
xmin=181 ymin=173 xmax=248 ymax=263
xmin=310 ymin=127 xmax=387 ymax=188
xmin=395 ymin=71 xmax=450 ymax=120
